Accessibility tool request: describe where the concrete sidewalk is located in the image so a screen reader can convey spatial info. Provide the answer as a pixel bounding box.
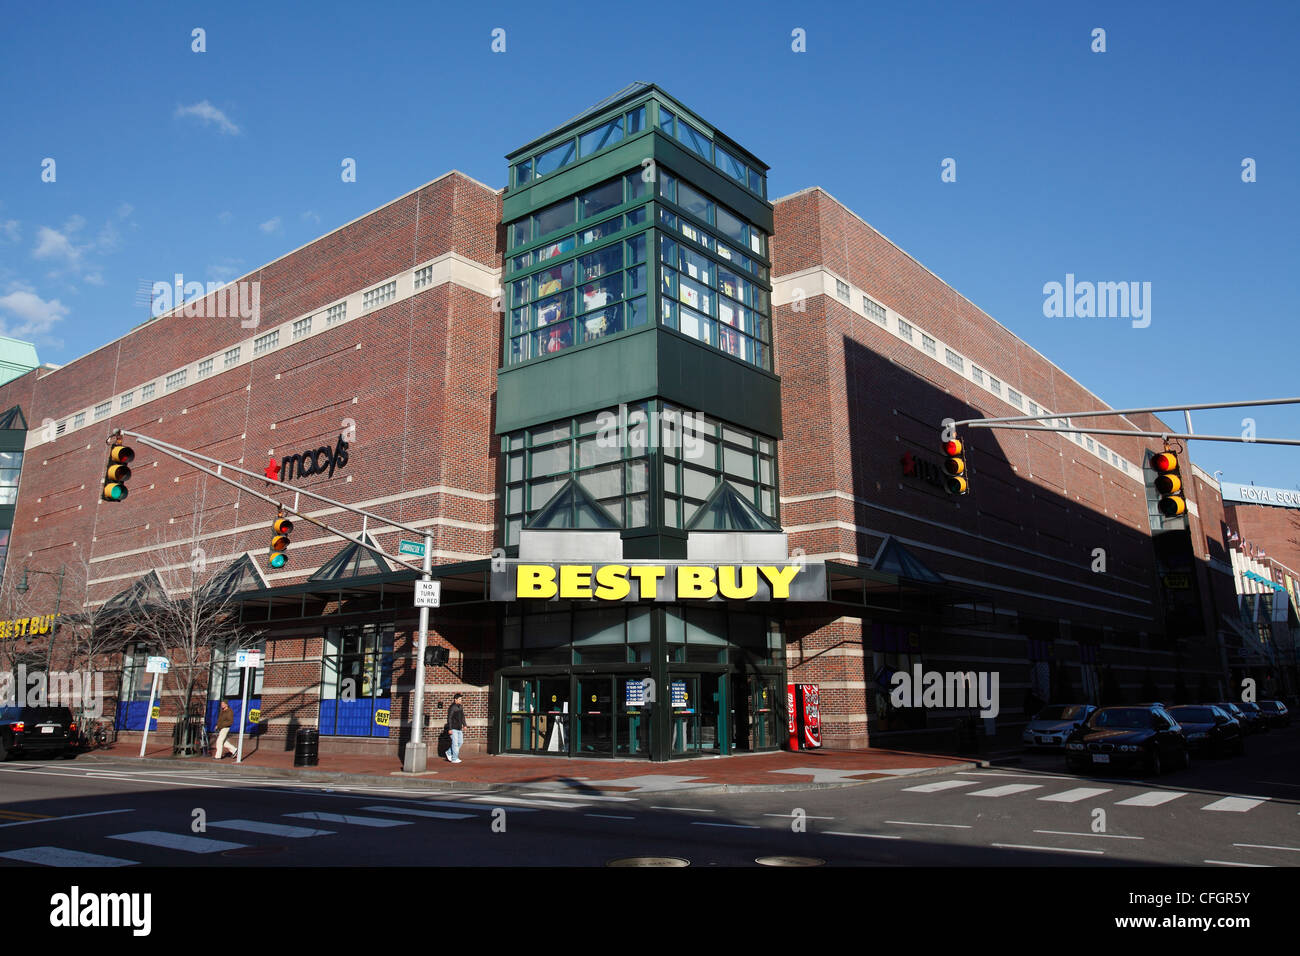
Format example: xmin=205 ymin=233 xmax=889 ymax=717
xmin=79 ymin=738 xmax=991 ymax=793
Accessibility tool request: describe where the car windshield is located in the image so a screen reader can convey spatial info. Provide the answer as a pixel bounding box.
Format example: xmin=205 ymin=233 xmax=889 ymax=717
xmin=1035 ymin=705 xmax=1086 ymax=721
xmin=1091 ymin=708 xmax=1154 ymax=729
xmin=1170 ymin=707 xmax=1215 ymax=722
xmin=1260 ymin=701 xmax=1281 ymax=711
xmin=1239 ymin=703 xmax=1260 ymax=713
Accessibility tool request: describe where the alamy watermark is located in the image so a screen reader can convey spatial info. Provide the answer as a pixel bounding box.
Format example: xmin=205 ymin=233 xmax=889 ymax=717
xmin=0 ymin=667 xmax=105 ymax=716
xmin=1042 ymin=274 xmax=1151 ymax=329
xmin=889 ymin=665 xmax=1000 ymax=718
xmin=150 ymin=273 xmax=261 ymax=327
xmin=595 ymin=404 xmax=707 ymax=460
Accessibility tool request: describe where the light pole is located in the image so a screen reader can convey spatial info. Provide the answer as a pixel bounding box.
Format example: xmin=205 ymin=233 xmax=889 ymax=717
xmin=16 ymin=565 xmax=65 ymax=672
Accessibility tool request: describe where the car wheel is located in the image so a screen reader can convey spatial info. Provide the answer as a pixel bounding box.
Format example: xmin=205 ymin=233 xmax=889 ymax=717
xmin=1147 ymin=748 xmax=1163 ymax=776
xmin=1178 ymin=745 xmax=1191 ymax=771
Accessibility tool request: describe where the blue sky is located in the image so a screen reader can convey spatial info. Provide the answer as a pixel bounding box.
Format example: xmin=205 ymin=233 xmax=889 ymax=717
xmin=1 ymin=0 xmax=1296 ymax=488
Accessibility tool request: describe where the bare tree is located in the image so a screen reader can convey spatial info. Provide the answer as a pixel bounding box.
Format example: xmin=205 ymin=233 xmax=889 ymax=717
xmin=50 ymin=557 xmax=134 ymax=728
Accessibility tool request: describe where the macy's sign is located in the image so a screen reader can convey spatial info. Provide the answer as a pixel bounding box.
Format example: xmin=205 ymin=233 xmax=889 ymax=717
xmin=266 ymin=435 xmax=350 ymax=482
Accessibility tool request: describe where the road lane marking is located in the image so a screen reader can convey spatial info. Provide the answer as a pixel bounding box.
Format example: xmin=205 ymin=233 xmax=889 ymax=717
xmin=764 ymin=813 xmax=834 ymax=820
xmin=208 ymin=819 xmax=336 ymax=837
xmin=285 ymin=812 xmax=411 ymax=827
xmin=1233 ymin=843 xmax=1300 ymax=852
xmin=1201 ymin=796 xmax=1268 ymax=812
xmin=1204 ymin=860 xmax=1270 ymax=867
xmin=825 ymin=831 xmax=901 ymax=840
xmin=957 ymin=772 xmax=1044 ymax=777
xmin=968 ymin=784 xmax=1044 ymax=798
xmin=468 ymin=795 xmax=592 ymax=810
xmin=109 ymin=831 xmax=245 ymax=853
xmin=0 ymin=846 xmax=137 ymax=867
xmin=585 ymin=814 xmax=635 ymax=820
xmin=0 ymin=809 xmax=134 ymax=829
xmin=649 ymin=806 xmax=716 ymax=812
xmin=992 ymin=843 xmax=1103 ymax=855
xmin=902 ymin=780 xmax=980 ymax=793
xmin=1038 ymin=787 xmax=1112 ymax=803
xmin=1034 ymin=829 xmax=1143 ymax=840
xmin=691 ymin=821 xmax=760 ymax=830
xmin=1114 ymin=791 xmax=1186 ymax=807
xmin=885 ymin=820 xmax=972 ymax=829
xmin=520 ymin=792 xmax=637 ymax=802
xmin=424 ymin=801 xmax=535 ymax=813
xmin=359 ymin=805 xmax=475 ymax=821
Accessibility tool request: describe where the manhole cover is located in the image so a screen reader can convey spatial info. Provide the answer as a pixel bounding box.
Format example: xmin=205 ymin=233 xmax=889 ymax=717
xmin=606 ymin=856 xmax=690 ymax=867
xmin=756 ymin=855 xmax=825 ymax=867
xmin=222 ymin=845 xmax=288 ymax=858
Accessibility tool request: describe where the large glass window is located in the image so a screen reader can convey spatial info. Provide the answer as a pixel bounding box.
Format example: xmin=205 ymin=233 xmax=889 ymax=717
xmin=321 ymin=624 xmax=394 ymax=737
xmin=579 ymin=117 xmax=624 ymax=157
xmin=534 ymin=139 xmax=576 ymax=177
xmin=0 ymin=451 xmax=21 ymax=506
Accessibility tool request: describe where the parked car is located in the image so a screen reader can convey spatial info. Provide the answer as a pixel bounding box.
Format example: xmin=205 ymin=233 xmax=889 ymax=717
xmin=1258 ymin=700 xmax=1291 ymax=728
xmin=1232 ymin=701 xmax=1268 ymax=733
xmin=1065 ymin=704 xmax=1189 ymax=775
xmin=1210 ymin=701 xmax=1262 ymax=734
xmin=1022 ymin=704 xmax=1097 ymax=750
xmin=1168 ymin=704 xmax=1245 ymax=757
xmin=0 ymin=706 xmax=78 ymax=761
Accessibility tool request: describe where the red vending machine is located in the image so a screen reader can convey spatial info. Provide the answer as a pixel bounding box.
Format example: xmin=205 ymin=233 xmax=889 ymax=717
xmin=786 ymin=683 xmax=823 ymax=750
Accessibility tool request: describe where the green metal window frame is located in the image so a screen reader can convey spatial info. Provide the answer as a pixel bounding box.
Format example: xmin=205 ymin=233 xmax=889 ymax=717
xmin=659 ymin=404 xmax=778 ymax=530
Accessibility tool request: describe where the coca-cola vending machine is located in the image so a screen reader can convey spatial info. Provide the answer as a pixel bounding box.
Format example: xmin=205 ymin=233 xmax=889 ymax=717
xmin=786 ymin=683 xmax=822 ymax=750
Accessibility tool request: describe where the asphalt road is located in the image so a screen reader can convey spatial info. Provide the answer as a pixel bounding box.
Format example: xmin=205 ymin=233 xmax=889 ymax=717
xmin=1 ymin=725 xmax=1296 ymax=868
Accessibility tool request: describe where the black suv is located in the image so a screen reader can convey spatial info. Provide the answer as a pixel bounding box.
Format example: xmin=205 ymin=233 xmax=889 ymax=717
xmin=0 ymin=706 xmax=77 ymax=760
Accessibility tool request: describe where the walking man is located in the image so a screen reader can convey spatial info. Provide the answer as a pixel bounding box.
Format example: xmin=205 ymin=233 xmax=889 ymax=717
xmin=446 ymin=693 xmax=466 ymax=764
xmin=214 ymin=700 xmax=238 ymax=760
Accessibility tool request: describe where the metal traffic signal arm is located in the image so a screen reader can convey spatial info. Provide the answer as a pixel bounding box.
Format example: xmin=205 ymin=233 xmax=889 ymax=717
xmin=112 ymin=427 xmax=440 ymax=772
xmin=951 ymin=396 xmax=1300 ymax=447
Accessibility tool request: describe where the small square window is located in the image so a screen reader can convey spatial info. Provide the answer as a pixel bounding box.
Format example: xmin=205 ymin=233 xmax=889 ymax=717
xmin=945 ymin=349 xmax=964 ymax=372
xmin=1007 ymin=388 xmax=1022 ymax=408
xmin=292 ymin=316 xmax=312 ymax=340
xmin=253 ymin=330 xmax=279 ymax=355
xmin=835 ymin=279 xmax=849 ymax=302
xmin=165 ymin=369 xmax=187 ymax=390
xmin=325 ymin=303 xmax=347 ymax=326
xmin=921 ymin=334 xmax=936 ymax=356
xmin=75 ymin=411 xmax=87 ymax=428
xmin=1028 ymin=401 xmax=1040 ymax=416
xmin=93 ymin=402 xmax=110 ymax=421
xmin=119 ymin=391 xmax=134 ymax=410
xmin=988 ymin=376 xmax=1001 ymax=396
xmin=862 ymin=296 xmax=886 ymax=323
xmin=363 ymin=281 xmax=397 ymax=312
xmin=897 ymin=319 xmax=913 ymax=342
xmin=197 ymin=357 xmax=214 ymax=379
xmin=971 ymin=366 xmax=985 ymax=386
xmin=141 ymin=383 xmax=155 ymax=400
xmin=224 ymin=347 xmax=240 ymax=368
xmin=413 ymin=265 xmax=434 ymax=290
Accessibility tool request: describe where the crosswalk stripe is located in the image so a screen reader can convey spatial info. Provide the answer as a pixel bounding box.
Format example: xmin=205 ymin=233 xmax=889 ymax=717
xmin=359 ymin=805 xmax=475 ymax=820
xmin=468 ymin=795 xmax=592 ymax=810
xmin=208 ymin=819 xmax=335 ymax=838
xmin=424 ymin=801 xmax=536 ymax=813
xmin=1201 ymin=796 xmax=1268 ymax=812
xmin=519 ymin=791 xmax=638 ymax=802
xmin=109 ymin=831 xmax=245 ymax=853
xmin=902 ymin=780 xmax=980 ymax=793
xmin=1115 ymin=790 xmax=1186 ymax=807
xmin=1038 ymin=787 xmax=1112 ymax=803
xmin=284 ymin=812 xmax=411 ymax=828
xmin=0 ymin=846 xmax=137 ymax=867
xmin=968 ymin=784 xmax=1043 ymax=798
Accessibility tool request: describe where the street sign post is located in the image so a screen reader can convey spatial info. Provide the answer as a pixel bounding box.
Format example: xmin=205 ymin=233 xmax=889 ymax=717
xmin=405 ymin=534 xmax=435 ymax=773
xmin=139 ymin=657 xmax=169 ymax=758
xmin=399 ymin=539 xmax=426 ymax=557
xmin=235 ymin=649 xmax=260 ymax=763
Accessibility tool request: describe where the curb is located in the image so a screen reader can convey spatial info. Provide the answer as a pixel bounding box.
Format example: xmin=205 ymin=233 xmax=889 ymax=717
xmin=75 ymin=752 xmax=988 ymax=794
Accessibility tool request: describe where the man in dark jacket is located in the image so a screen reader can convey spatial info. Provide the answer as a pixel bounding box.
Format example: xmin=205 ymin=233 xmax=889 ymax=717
xmin=446 ymin=694 xmax=466 ymax=764
xmin=214 ymin=701 xmax=238 ymax=760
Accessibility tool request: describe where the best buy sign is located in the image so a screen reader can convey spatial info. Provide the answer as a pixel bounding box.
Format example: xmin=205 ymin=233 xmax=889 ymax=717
xmin=492 ymin=563 xmax=825 ymax=603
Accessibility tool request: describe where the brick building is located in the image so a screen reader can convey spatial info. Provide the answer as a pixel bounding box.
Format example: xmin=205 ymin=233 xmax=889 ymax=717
xmin=0 ymin=84 xmax=1262 ymax=762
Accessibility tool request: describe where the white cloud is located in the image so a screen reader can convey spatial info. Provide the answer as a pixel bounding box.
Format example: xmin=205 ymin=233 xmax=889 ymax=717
xmin=175 ymin=100 xmax=241 ymax=135
xmin=0 ymin=220 xmax=18 ymax=243
xmin=0 ymin=286 xmax=70 ymax=340
xmin=32 ymin=225 xmax=82 ymax=266
xmin=207 ymin=258 xmax=245 ymax=282
xmin=301 ymin=210 xmax=321 ymax=224
xmin=218 ymin=210 xmax=233 ymax=225
xmin=116 ymin=202 xmax=134 ymax=220
xmin=259 ymin=217 xmax=281 ymax=234
xmin=83 ymin=272 xmax=105 ymax=286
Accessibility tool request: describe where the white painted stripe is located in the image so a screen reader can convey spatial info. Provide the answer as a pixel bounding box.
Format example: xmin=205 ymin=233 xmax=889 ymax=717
xmin=425 ymin=801 xmax=536 ymax=813
xmin=1201 ymin=796 xmax=1268 ymax=812
xmin=0 ymin=846 xmax=137 ymax=867
xmin=650 ymin=806 xmax=716 ymax=812
xmin=520 ymin=792 xmax=638 ymax=802
xmin=0 ymin=809 xmax=134 ymax=829
xmin=585 ymin=814 xmax=635 ymax=820
xmin=1233 ymin=843 xmax=1300 ymax=852
xmin=208 ymin=819 xmax=335 ymax=838
xmin=992 ymin=843 xmax=1103 ymax=855
xmin=109 ymin=831 xmax=245 ymax=853
xmin=968 ymin=784 xmax=1044 ymax=798
xmin=285 ymin=812 xmax=411 ymax=827
xmin=1034 ymin=830 xmax=1143 ymax=840
xmin=825 ymin=831 xmax=901 ymax=840
xmin=359 ymin=805 xmax=474 ymax=821
xmin=765 ymin=813 xmax=834 ymax=820
xmin=691 ymin=821 xmax=760 ymax=830
xmin=1038 ymin=787 xmax=1112 ymax=803
xmin=1204 ymin=860 xmax=1270 ymax=867
xmin=467 ymin=796 xmax=591 ymax=810
xmin=903 ymin=780 xmax=981 ymax=793
xmin=1115 ymin=790 xmax=1186 ymax=807
xmin=885 ymin=820 xmax=972 ymax=829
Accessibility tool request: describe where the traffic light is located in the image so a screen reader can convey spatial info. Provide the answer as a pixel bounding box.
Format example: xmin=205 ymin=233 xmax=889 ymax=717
xmin=1151 ymin=448 xmax=1186 ymax=517
xmin=423 ymin=646 xmax=450 ymax=667
xmin=102 ymin=440 xmax=134 ymax=501
xmin=942 ymin=437 xmax=968 ymax=495
xmin=268 ymin=515 xmax=293 ymax=568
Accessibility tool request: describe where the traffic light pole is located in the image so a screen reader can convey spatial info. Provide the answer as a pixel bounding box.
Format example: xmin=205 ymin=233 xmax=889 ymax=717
xmin=403 ymin=533 xmax=434 ymax=774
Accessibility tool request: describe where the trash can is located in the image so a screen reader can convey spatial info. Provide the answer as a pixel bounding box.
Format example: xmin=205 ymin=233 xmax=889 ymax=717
xmin=294 ymin=727 xmax=319 ymax=767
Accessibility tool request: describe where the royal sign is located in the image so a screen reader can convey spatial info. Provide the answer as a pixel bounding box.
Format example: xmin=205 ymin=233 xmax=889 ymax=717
xmin=491 ymin=563 xmax=826 ymax=603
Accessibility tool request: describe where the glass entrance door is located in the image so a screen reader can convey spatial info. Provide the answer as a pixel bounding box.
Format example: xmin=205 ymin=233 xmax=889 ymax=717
xmin=505 ymin=678 xmax=543 ymax=753
xmin=539 ymin=677 xmax=570 ymax=754
xmin=732 ymin=675 xmax=779 ymax=751
xmin=575 ymin=677 xmax=614 ymax=756
xmin=670 ymin=674 xmax=724 ymax=755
